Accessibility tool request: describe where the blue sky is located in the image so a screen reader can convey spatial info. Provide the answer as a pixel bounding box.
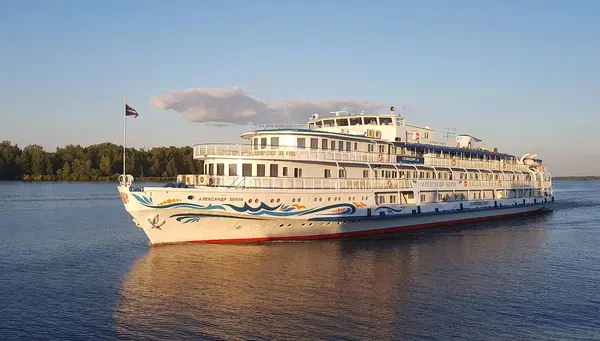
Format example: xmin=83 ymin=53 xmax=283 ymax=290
xmin=0 ymin=0 xmax=598 ymax=175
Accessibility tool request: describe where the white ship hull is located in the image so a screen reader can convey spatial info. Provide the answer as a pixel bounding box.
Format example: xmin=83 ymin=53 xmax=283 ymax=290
xmin=118 ymin=185 xmax=553 ymax=245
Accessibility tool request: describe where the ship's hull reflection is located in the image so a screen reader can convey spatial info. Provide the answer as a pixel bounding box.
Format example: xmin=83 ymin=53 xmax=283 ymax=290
xmin=115 ymin=218 xmax=548 ymax=340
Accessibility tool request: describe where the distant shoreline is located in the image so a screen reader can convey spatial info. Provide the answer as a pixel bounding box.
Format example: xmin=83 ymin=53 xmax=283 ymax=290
xmin=553 ymin=176 xmax=600 ymax=180
xmin=14 ymin=176 xmax=176 ymax=182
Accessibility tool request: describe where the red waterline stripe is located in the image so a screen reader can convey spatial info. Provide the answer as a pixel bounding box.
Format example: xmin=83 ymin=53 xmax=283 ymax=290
xmin=152 ymin=207 xmax=546 ymax=246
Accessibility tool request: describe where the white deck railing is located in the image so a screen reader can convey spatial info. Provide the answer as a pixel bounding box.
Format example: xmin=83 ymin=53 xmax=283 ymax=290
xmin=193 ymin=144 xmax=533 ymax=172
xmin=187 ymin=175 xmax=550 ymax=190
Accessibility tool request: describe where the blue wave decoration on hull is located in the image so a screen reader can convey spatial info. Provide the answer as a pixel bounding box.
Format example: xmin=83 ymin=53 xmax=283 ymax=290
xmin=374 ymin=206 xmax=404 ymax=213
xmin=131 ymin=194 xmax=357 ymax=219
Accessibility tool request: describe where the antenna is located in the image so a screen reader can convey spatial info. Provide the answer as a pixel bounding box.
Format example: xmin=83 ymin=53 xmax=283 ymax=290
xmin=440 ymin=127 xmax=457 ymax=143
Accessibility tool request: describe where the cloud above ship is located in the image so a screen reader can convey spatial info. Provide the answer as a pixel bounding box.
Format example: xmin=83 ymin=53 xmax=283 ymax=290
xmin=150 ymin=86 xmax=386 ymax=125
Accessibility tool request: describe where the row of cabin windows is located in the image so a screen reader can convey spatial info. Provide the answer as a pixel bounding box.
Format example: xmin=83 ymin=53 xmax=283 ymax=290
xmin=207 ymin=163 xmax=527 ymax=181
xmin=253 ymin=136 xmax=402 ymax=155
xmin=249 ymin=137 xmax=518 ymax=164
xmin=206 ymin=163 xmax=303 ymax=178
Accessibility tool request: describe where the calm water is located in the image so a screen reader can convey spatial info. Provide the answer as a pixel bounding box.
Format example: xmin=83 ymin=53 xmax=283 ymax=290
xmin=0 ymin=180 xmax=599 ymax=340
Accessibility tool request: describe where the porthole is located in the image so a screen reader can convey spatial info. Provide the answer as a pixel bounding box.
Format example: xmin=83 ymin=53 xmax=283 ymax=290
xmin=255 ymin=199 xmax=259 ymax=203
xmin=280 ymin=224 xmax=284 ymax=228
xmin=292 ymin=198 xmax=296 ymax=203
xmin=188 ymin=195 xmax=194 ymax=200
xmin=319 ymin=198 xmax=322 ymax=201
xmin=309 ymin=223 xmax=313 ymax=226
xmin=287 ymin=224 xmax=292 ymax=227
xmin=314 ymin=198 xmax=318 ymax=202
xmin=277 ymin=198 xmax=280 ymax=203
xmin=328 ymin=197 xmax=331 ymax=201
xmin=270 ymin=199 xmax=274 ymax=203
xmin=248 ymin=199 xmax=253 ymax=203
xmin=298 ymin=198 xmax=302 ymax=202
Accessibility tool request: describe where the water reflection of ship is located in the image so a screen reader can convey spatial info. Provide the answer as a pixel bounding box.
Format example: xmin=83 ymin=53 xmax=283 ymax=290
xmin=115 ymin=219 xmax=548 ymax=340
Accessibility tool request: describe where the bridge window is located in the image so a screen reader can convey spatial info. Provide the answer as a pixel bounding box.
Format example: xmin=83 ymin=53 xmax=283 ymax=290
xmin=260 ymin=138 xmax=267 ymax=149
xmin=349 ymin=117 xmax=362 ymax=125
xmin=257 ymin=164 xmax=266 ymax=177
xmin=297 ymin=138 xmax=306 ymax=149
xmin=228 ymin=164 xmax=237 ymax=176
xmin=315 ymin=121 xmax=323 ymax=128
xmin=379 ymin=117 xmax=392 ymax=125
xmin=253 ymin=138 xmax=258 ymax=150
xmin=271 ymin=137 xmax=279 ymax=149
xmin=323 ymin=119 xmax=334 ymax=127
xmin=336 ymin=118 xmax=349 ymax=126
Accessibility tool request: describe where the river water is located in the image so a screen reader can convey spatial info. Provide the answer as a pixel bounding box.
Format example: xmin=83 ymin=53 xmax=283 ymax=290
xmin=0 ymin=180 xmax=599 ymax=340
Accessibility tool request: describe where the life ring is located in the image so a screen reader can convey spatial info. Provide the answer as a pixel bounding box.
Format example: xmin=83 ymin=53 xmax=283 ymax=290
xmin=377 ymin=154 xmax=383 ymax=162
xmin=463 ymin=180 xmax=468 ymax=187
xmin=415 ymin=132 xmax=420 ymax=140
xmin=387 ymin=180 xmax=393 ymax=188
xmin=451 ymin=158 xmax=457 ymax=166
xmin=199 ymin=176 xmax=205 ymax=183
xmin=502 ymin=163 xmax=506 ymax=169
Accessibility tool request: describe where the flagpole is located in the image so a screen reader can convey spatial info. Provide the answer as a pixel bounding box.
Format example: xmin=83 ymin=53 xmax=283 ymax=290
xmin=123 ymin=96 xmax=126 ymax=176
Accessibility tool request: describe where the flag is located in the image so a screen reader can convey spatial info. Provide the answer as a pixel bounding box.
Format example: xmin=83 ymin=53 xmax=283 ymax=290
xmin=125 ymin=104 xmax=139 ymax=118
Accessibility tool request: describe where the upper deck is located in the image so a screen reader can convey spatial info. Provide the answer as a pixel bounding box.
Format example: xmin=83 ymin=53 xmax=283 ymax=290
xmin=194 ymin=109 xmax=547 ymax=174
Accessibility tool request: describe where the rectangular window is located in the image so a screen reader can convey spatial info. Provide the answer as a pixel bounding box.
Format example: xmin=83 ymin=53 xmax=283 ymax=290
xmin=336 ymin=118 xmax=349 ymax=126
xmin=271 ymin=137 xmax=279 ymax=149
xmin=208 ymin=163 xmax=214 ymax=175
xmin=257 ymin=164 xmax=266 ymax=177
xmin=261 ymin=138 xmax=267 ymax=149
xmin=324 ymin=169 xmax=331 ymax=178
xmin=294 ymin=168 xmax=302 ymax=178
xmin=363 ymin=170 xmax=369 ymax=178
xmin=216 ymin=163 xmax=225 ymax=176
xmin=339 ymin=169 xmax=346 ymax=178
xmin=310 ymin=138 xmax=318 ymax=150
xmin=242 ymin=164 xmax=252 ymax=176
xmin=354 ymin=142 xmax=358 ymax=150
xmin=379 ymin=117 xmax=392 ymax=125
xmin=283 ymin=167 xmax=288 ymax=176
xmin=253 ymin=138 xmax=258 ymax=150
xmin=297 ymin=138 xmax=306 ymax=149
xmin=322 ymin=139 xmax=328 ymax=150
xmin=331 ymin=140 xmax=336 ymax=150
xmin=270 ymin=164 xmax=278 ymax=177
xmin=339 ymin=141 xmax=344 ymax=151
xmin=346 ymin=142 xmax=351 ymax=151
xmin=229 ymin=164 xmax=237 ymax=176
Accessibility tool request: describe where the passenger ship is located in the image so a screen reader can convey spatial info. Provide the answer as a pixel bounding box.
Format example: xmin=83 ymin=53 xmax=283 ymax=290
xmin=117 ymin=108 xmax=554 ymax=245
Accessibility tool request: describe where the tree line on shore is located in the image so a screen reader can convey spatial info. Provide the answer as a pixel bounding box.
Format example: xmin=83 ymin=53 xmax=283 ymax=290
xmin=0 ymin=141 xmax=202 ymax=181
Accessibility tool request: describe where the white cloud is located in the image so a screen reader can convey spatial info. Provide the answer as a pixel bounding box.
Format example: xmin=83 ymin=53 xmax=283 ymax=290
xmin=151 ymin=86 xmax=386 ymax=125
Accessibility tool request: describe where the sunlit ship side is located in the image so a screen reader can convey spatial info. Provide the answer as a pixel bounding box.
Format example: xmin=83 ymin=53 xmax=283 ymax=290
xmin=117 ymin=109 xmax=554 ymax=245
